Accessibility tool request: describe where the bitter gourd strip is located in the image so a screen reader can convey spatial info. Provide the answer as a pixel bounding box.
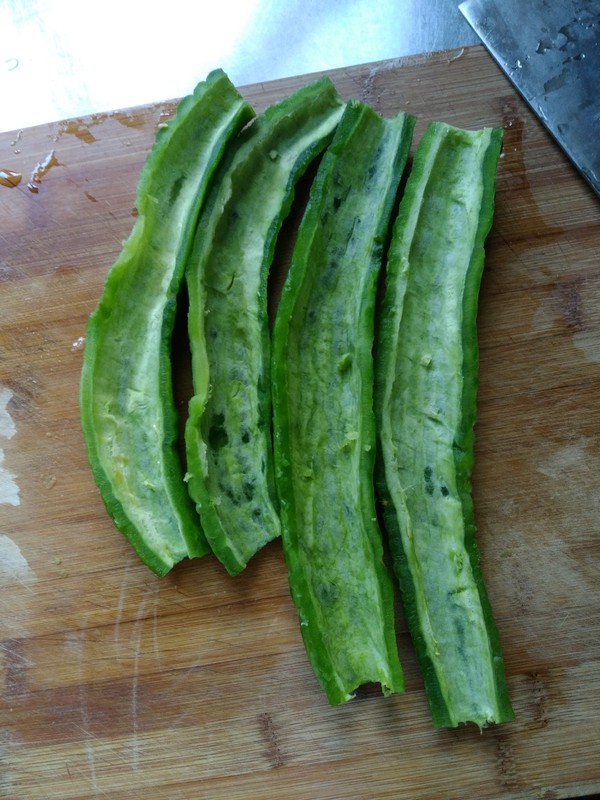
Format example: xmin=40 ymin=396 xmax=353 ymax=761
xmin=374 ymin=121 xmax=514 ymax=727
xmin=80 ymin=70 xmax=254 ymax=576
xmin=271 ymin=101 xmax=415 ymax=704
xmin=184 ymin=77 xmax=345 ymax=576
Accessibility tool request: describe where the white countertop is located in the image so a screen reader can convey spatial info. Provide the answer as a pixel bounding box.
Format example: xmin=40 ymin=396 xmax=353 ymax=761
xmin=0 ymin=0 xmax=479 ymax=133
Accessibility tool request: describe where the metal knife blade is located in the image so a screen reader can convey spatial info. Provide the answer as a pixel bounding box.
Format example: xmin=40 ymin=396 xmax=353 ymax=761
xmin=459 ymin=0 xmax=600 ymax=197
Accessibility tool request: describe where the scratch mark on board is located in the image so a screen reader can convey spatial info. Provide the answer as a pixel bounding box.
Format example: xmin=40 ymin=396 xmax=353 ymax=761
xmin=114 ymin=561 xmax=132 ymax=661
xmin=1 ymin=638 xmax=29 ymax=696
xmin=64 ymin=627 xmax=101 ymax=795
xmin=128 ymin=581 xmax=160 ymax=771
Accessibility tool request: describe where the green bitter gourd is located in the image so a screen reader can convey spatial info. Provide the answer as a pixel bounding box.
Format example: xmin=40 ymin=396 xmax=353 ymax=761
xmin=271 ymin=100 xmax=415 ymax=704
xmin=184 ymin=77 xmax=345 ymax=576
xmin=80 ymin=70 xmax=254 ymax=576
xmin=374 ymin=120 xmax=515 ymax=728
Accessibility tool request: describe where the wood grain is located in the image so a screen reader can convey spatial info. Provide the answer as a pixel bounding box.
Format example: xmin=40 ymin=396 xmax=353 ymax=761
xmin=1 ymin=45 xmax=599 ymax=800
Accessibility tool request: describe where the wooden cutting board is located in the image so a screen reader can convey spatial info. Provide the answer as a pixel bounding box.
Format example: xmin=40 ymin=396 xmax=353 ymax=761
xmin=1 ymin=45 xmax=599 ymax=800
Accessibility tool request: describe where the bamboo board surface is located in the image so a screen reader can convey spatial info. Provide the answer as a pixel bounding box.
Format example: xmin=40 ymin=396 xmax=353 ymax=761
xmin=1 ymin=45 xmax=599 ymax=800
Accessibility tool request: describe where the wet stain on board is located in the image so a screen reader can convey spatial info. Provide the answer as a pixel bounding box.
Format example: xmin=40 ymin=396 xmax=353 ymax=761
xmin=497 ymin=96 xmax=565 ymax=250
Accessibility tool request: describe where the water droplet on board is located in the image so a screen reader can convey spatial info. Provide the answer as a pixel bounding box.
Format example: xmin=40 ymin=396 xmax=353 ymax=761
xmin=28 ymin=149 xmax=61 ymax=192
xmin=60 ymin=120 xmax=97 ymax=144
xmin=0 ymin=169 xmax=22 ymax=188
xmin=114 ymin=110 xmax=149 ymax=129
xmin=71 ymin=336 xmax=86 ymax=352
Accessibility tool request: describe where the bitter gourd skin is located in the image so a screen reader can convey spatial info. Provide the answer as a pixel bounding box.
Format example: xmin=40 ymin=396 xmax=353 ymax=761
xmin=374 ymin=121 xmax=515 ymax=728
xmin=80 ymin=70 xmax=255 ymax=577
xmin=271 ymin=101 xmax=415 ymax=704
xmin=184 ymin=77 xmax=345 ymax=576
